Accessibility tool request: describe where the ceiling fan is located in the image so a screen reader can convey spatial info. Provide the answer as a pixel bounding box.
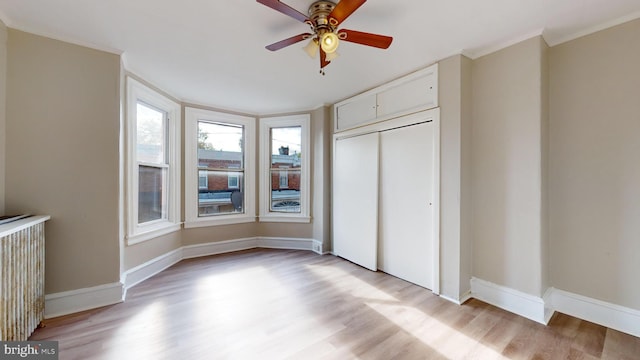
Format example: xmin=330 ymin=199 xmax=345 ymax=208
xmin=257 ymin=0 xmax=393 ymax=74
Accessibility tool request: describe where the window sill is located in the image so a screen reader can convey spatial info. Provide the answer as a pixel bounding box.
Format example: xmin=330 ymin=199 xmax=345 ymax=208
xmin=184 ymin=215 xmax=256 ymax=228
xmin=127 ymin=222 xmax=182 ymax=245
xmin=258 ymin=215 xmax=311 ymax=223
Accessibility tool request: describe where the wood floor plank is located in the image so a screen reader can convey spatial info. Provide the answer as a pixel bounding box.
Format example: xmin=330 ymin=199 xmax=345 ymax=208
xmin=29 ymin=249 xmax=640 ymax=359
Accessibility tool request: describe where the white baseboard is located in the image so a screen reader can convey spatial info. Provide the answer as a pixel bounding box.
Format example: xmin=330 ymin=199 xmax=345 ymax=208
xmin=182 ymin=237 xmax=317 ymax=258
xmin=46 ymin=237 xmax=320 ymax=318
xmin=440 ymin=290 xmax=472 ymax=305
xmin=45 ymin=282 xmax=124 ymax=319
xmin=467 ymin=279 xmax=640 ymax=338
xmin=182 ymin=237 xmax=259 ymax=259
xmin=123 ymin=248 xmax=183 ymax=291
xmin=470 ymin=277 xmax=548 ymax=324
xmin=260 ymin=237 xmax=315 ymax=251
xmin=547 ymin=287 xmax=640 ymax=338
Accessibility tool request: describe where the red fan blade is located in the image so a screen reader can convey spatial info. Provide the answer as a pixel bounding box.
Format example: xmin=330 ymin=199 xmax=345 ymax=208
xmin=320 ymin=48 xmax=331 ymax=68
xmin=329 ymin=0 xmax=366 ymax=25
xmin=338 ymin=29 xmax=393 ymax=49
xmin=266 ymin=33 xmax=312 ymax=51
xmin=257 ymin=0 xmax=309 ymax=23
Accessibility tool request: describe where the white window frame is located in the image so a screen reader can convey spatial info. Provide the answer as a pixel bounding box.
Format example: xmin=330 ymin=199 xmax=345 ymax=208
xmin=228 ymin=165 xmax=240 ymax=189
xmin=126 ymin=77 xmax=181 ymax=245
xmin=279 ymin=167 xmax=289 ymax=189
xmin=198 ymin=171 xmax=208 ymax=190
xmin=259 ymin=114 xmax=311 ymax=223
xmin=185 ymin=107 xmax=256 ymax=227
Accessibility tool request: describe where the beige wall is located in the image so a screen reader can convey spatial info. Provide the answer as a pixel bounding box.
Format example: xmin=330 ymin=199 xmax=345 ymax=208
xmin=438 ymin=54 xmax=473 ymax=301
xmin=311 ymin=106 xmax=331 ymax=252
xmin=0 ymin=20 xmax=7 ymax=214
xmin=549 ymin=19 xmax=640 ymax=309
xmin=471 ymin=36 xmax=546 ymax=297
xmin=539 ymin=37 xmax=550 ymax=293
xmin=124 ymin=232 xmax=182 ymax=270
xmin=5 ymin=30 xmax=121 ymax=293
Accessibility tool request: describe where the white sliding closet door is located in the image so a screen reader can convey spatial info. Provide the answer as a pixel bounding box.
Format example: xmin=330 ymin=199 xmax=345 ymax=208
xmin=378 ymin=122 xmax=434 ymax=289
xmin=333 ymin=132 xmax=379 ymax=271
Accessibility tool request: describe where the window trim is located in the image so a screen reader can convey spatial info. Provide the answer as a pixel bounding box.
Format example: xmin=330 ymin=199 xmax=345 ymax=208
xmin=259 ymin=114 xmax=311 ymax=223
xmin=126 ymin=77 xmax=181 ymax=245
xmin=185 ymin=107 xmax=256 ymax=227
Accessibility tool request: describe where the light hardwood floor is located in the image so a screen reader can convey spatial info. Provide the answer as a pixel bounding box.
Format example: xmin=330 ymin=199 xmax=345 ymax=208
xmin=30 ymin=249 xmax=640 ymax=359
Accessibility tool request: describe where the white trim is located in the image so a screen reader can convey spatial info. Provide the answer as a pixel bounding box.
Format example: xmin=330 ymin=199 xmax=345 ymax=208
xmin=431 ymin=110 xmax=440 ymax=295
xmin=470 ymin=277 xmax=548 ymax=325
xmin=122 ymin=248 xmax=183 ymax=290
xmin=184 ymin=107 xmax=257 ymax=227
xmin=47 ymin=238 xmax=321 ymax=318
xmin=440 ymin=290 xmax=472 ymax=306
xmin=259 ymin=114 xmax=311 ymax=223
xmin=182 ymin=238 xmax=260 ymax=259
xmin=126 ymin=77 xmax=181 ymax=245
xmin=545 ymin=11 xmax=640 ymax=47
xmin=333 ymin=108 xmax=439 ymax=140
xmin=126 ymin=223 xmax=181 ymax=245
xmin=547 ymin=288 xmax=640 ymax=338
xmin=0 ymin=215 xmax=50 ymax=238
xmin=257 ymin=215 xmax=312 ymax=224
xmin=183 ymin=237 xmax=317 ymax=258
xmin=465 ymin=28 xmax=545 ymax=60
xmin=45 ymin=282 xmax=124 ymax=319
xmin=260 ymin=237 xmax=315 ymax=250
xmin=184 ymin=216 xmax=257 ymax=228
xmin=311 ymin=239 xmax=323 ymax=254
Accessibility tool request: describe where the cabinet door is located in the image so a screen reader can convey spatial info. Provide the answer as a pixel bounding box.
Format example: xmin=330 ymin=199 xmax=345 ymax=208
xmin=335 ymin=94 xmax=377 ymax=131
xmin=378 ymin=121 xmax=434 ymax=289
xmin=376 ymin=71 xmax=437 ymax=119
xmin=333 ymin=132 xmax=379 ymax=271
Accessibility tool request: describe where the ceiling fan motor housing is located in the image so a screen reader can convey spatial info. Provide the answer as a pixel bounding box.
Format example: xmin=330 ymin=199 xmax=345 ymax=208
xmin=308 ymin=1 xmax=338 ymax=35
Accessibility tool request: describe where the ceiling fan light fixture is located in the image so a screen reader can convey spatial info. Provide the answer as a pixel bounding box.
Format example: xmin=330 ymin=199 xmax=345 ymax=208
xmin=320 ymin=31 xmax=339 ymax=53
xmin=325 ymin=50 xmax=339 ymax=61
xmin=303 ymin=38 xmax=319 ymax=58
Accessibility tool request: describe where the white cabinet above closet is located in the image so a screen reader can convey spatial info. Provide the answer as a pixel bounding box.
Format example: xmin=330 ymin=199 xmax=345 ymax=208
xmin=334 ymin=63 xmax=438 ymax=132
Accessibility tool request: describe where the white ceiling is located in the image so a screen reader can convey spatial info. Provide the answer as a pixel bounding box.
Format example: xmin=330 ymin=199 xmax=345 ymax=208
xmin=0 ymin=0 xmax=638 ymax=115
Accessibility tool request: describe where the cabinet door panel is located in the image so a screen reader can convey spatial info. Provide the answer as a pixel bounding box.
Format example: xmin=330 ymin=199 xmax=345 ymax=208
xmin=333 ymin=132 xmax=379 ymax=271
xmin=335 ymin=94 xmax=377 ymax=131
xmin=377 ymin=73 xmax=437 ymax=119
xmin=378 ymin=121 xmax=434 ymax=289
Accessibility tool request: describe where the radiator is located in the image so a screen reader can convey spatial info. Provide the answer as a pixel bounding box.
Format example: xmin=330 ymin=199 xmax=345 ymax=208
xmin=1 ymin=222 xmax=46 ymax=341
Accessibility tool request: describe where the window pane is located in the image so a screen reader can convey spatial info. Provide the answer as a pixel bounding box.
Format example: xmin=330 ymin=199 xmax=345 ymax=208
xmin=138 ymin=165 xmax=167 ymax=223
xmin=198 ymin=170 xmax=244 ymax=216
xmin=270 ymin=169 xmax=301 ymax=213
xmin=271 ymin=127 xmax=301 ymax=170
xmin=198 ymin=122 xmax=244 ymax=169
xmin=137 ymin=102 xmax=166 ymax=164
